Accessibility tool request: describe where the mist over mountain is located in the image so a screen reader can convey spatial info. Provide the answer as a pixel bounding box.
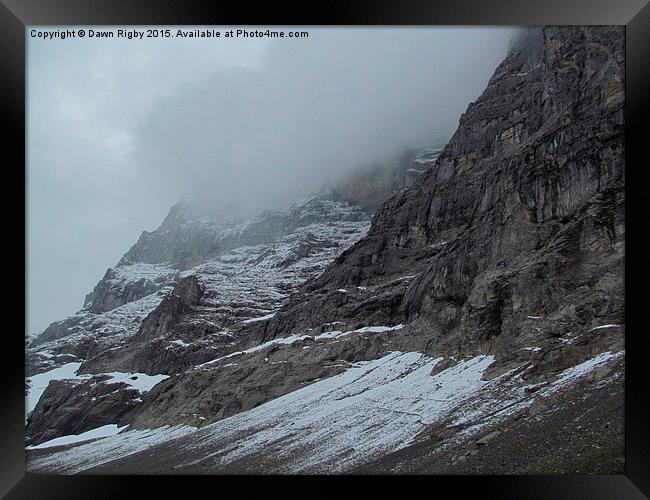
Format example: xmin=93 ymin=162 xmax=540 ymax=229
xmin=135 ymin=28 xmax=516 ymax=215
xmin=25 ymin=26 xmax=625 ymax=474
xmin=25 ymin=25 xmax=625 ymax=475
xmin=28 ymin=27 xmax=514 ymax=333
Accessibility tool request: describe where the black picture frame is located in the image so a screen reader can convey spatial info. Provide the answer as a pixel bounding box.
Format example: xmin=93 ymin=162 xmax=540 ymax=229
xmin=2 ymin=0 xmax=648 ymax=497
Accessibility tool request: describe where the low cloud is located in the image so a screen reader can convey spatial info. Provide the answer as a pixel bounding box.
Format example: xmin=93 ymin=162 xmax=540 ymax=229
xmin=28 ymin=26 xmax=515 ymax=332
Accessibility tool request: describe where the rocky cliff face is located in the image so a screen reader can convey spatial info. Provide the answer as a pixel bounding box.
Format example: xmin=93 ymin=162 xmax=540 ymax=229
xmin=135 ymin=276 xmax=205 ymax=341
xmin=26 ymin=27 xmax=624 ymax=474
xmin=83 ymin=266 xmax=178 ymax=314
xmin=257 ymin=26 xmax=624 ymax=362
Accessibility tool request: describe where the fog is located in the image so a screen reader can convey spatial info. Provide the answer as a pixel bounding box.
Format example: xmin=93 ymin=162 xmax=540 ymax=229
xmin=28 ymin=26 xmax=515 ymax=334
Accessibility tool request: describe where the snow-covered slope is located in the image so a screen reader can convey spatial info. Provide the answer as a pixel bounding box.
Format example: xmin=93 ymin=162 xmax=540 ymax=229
xmin=25 ymin=193 xmax=372 ymax=445
xmin=27 ymin=348 xmax=623 ymax=473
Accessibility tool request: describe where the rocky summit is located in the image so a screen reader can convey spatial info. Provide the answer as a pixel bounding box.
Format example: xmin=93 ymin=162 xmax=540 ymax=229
xmin=26 ymin=26 xmax=624 ymax=474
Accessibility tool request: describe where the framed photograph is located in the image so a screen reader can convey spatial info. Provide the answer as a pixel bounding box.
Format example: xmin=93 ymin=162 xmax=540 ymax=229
xmin=2 ymin=0 xmax=648 ymax=497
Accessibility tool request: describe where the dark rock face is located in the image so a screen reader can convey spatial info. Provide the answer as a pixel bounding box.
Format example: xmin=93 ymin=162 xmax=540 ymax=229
xmin=256 ymin=26 xmax=624 ymax=361
xmin=26 ymin=378 xmax=141 ymax=446
xmin=135 ymin=276 xmax=205 ymax=341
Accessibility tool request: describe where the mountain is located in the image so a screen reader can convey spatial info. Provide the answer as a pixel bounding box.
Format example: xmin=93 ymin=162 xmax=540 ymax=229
xmin=26 ymin=26 xmax=624 ymax=474
xmin=25 ymin=193 xmax=373 ymax=438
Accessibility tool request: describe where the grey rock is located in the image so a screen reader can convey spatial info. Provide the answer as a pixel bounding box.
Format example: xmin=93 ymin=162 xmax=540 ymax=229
xmin=135 ymin=275 xmax=205 ymax=342
xmin=26 ymin=377 xmax=141 ymax=446
xmin=25 ymin=27 xmax=625 ymax=473
xmin=84 ymin=268 xmax=168 ymax=314
xmin=254 ymin=26 xmax=624 ymax=376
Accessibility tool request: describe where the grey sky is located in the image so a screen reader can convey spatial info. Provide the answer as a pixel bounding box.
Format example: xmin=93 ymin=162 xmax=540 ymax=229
xmin=28 ymin=26 xmax=515 ymax=335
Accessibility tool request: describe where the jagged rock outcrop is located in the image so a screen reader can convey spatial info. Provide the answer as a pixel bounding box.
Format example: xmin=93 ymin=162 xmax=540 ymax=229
xmin=117 ymin=194 xmax=375 ymax=271
xmin=30 ymin=315 xmax=87 ymax=348
xmin=84 ymin=267 xmax=175 ymax=314
xmin=25 ymin=377 xmax=141 ymax=446
xmin=135 ymin=275 xmax=205 ymax=341
xmin=117 ymin=202 xmax=225 ymax=270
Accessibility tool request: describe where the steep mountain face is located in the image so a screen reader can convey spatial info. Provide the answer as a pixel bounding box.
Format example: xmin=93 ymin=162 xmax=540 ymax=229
xmin=26 ymin=26 xmax=624 ymax=474
xmin=257 ymin=26 xmax=624 ymax=362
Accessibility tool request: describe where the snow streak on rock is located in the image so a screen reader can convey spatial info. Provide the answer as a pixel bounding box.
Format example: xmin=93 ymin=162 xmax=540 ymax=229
xmin=26 ymin=424 xmax=128 ymax=450
xmin=194 ymin=324 xmax=404 ymax=369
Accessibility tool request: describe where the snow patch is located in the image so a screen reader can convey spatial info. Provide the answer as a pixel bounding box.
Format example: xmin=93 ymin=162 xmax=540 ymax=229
xmin=27 ymin=350 xmax=624 ymax=473
xmin=26 ymin=365 xmax=169 ymax=419
xmin=195 ymin=324 xmax=406 ymax=369
xmin=589 ymin=324 xmax=622 ymax=331
xmin=546 ymin=351 xmax=623 ymax=391
xmin=241 ymin=313 xmax=276 ymax=324
xmin=169 ymin=352 xmax=497 ymax=472
xmin=26 ymin=424 xmax=128 ymax=450
xmin=100 ymin=372 xmax=170 ymax=393
xmin=166 ymin=339 xmax=191 ymax=349
xmin=27 ymin=425 xmax=197 ymax=473
xmin=353 ymin=324 xmax=404 ymax=334
xmin=26 ymin=362 xmax=84 ymax=416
